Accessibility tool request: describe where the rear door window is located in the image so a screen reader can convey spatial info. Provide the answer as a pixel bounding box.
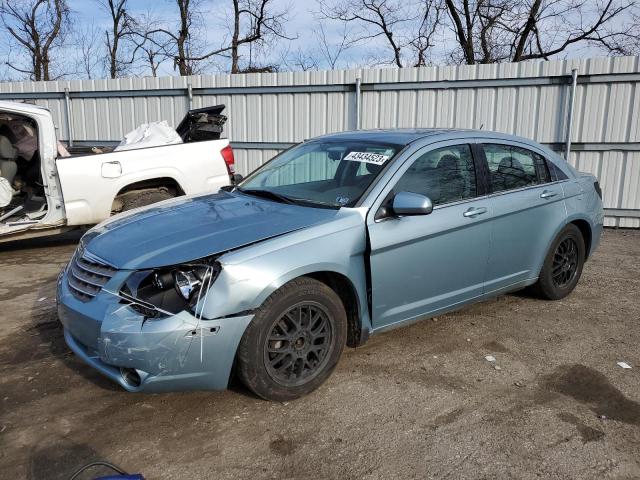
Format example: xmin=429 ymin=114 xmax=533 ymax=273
xmin=482 ymin=144 xmax=550 ymax=193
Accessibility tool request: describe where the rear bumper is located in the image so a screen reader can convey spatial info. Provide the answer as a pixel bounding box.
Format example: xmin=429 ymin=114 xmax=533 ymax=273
xmin=57 ymin=270 xmax=254 ymax=393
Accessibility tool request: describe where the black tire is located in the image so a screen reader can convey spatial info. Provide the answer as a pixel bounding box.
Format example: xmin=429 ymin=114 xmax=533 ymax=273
xmin=121 ymin=189 xmax=174 ymax=212
xmin=236 ymin=277 xmax=347 ymax=401
xmin=530 ymin=224 xmax=585 ymax=300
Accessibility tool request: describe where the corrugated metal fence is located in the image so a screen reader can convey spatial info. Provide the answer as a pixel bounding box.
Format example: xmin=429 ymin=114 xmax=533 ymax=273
xmin=1 ymin=56 xmax=639 ymax=227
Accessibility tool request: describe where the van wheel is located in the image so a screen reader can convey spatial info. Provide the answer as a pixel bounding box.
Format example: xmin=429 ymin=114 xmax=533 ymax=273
xmin=530 ymin=224 xmax=585 ymax=300
xmin=236 ymin=277 xmax=347 ymax=401
xmin=120 ymin=189 xmax=174 ymax=212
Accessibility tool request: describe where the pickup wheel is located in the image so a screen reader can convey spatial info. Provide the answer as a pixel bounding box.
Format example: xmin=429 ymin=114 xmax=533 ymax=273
xmin=530 ymin=224 xmax=585 ymax=300
xmin=120 ymin=189 xmax=174 ymax=212
xmin=236 ymin=277 xmax=347 ymax=401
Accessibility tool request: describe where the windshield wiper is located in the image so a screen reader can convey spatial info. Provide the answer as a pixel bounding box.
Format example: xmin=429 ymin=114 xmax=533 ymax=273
xmin=237 ymin=188 xmax=297 ymax=205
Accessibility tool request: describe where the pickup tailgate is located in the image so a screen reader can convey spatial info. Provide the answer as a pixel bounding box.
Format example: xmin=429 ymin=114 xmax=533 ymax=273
xmin=56 ymin=138 xmax=231 ymax=226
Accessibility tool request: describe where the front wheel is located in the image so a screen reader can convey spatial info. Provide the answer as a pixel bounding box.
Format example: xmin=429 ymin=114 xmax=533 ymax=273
xmin=530 ymin=224 xmax=586 ymax=300
xmin=236 ymin=277 xmax=347 ymax=401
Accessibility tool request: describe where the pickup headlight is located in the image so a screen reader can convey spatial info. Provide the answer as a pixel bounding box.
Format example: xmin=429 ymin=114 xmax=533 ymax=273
xmin=120 ymin=261 xmax=221 ymax=318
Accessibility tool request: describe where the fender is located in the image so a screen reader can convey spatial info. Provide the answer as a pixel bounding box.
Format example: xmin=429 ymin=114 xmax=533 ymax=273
xmin=195 ymin=210 xmax=371 ymax=335
xmin=254 ymin=259 xmax=368 ymax=317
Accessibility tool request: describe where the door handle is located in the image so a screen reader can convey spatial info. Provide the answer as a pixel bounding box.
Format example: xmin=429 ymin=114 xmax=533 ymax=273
xmin=540 ymin=190 xmax=558 ymax=199
xmin=463 ymin=207 xmax=488 ymax=218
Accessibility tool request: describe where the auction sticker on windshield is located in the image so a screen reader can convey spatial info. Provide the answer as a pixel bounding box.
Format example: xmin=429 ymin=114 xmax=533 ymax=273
xmin=344 ymin=151 xmax=391 ymax=165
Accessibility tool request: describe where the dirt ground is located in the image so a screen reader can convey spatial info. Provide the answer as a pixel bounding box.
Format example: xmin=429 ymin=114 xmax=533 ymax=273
xmin=0 ymin=229 xmax=639 ymax=480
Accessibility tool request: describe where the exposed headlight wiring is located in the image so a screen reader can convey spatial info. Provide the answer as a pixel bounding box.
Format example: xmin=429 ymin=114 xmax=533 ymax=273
xmin=189 ymin=263 xmax=216 ymax=363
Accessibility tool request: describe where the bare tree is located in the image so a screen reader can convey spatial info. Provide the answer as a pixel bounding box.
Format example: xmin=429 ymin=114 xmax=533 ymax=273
xmin=168 ymin=0 xmax=197 ymax=75
xmin=318 ymin=0 xmax=444 ymax=67
xmin=74 ymin=23 xmax=103 ymax=79
xmin=136 ymin=0 xmax=216 ymax=76
xmin=0 ymin=0 xmax=70 ymax=80
xmin=228 ymin=0 xmax=292 ymax=73
xmin=279 ymin=44 xmax=320 ymax=71
xmin=411 ymin=0 xmax=444 ymax=66
xmin=444 ymin=0 xmax=635 ymax=65
xmin=590 ymin=6 xmax=640 ymax=56
xmin=315 ymin=22 xmax=351 ymax=69
xmin=96 ymin=0 xmax=137 ymax=78
xmin=147 ymin=0 xmax=292 ymax=75
xmin=134 ymin=27 xmax=172 ymax=77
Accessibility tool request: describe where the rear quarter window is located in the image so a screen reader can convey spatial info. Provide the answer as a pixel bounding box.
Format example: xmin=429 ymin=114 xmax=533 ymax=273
xmin=546 ymin=159 xmax=569 ymax=181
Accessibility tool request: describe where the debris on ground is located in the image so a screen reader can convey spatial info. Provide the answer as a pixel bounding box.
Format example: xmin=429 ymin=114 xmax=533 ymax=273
xmin=617 ymin=361 xmax=632 ymax=369
xmin=484 ymin=355 xmax=496 ymax=362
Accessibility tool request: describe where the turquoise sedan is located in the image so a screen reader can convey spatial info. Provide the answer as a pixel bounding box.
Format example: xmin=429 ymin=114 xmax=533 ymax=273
xmin=57 ymin=129 xmax=603 ymax=401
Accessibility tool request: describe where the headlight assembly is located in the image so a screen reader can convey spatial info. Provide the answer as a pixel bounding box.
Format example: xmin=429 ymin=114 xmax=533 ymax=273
xmin=173 ymin=270 xmax=201 ymax=300
xmin=119 ymin=260 xmax=221 ymax=318
xmin=153 ymin=265 xmax=218 ymax=303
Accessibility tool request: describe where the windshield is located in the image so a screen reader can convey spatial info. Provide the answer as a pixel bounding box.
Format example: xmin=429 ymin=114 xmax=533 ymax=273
xmin=237 ymin=140 xmax=402 ymax=208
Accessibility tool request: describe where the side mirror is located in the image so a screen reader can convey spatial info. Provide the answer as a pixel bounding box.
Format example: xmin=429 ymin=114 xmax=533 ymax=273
xmin=392 ymin=191 xmax=433 ymax=216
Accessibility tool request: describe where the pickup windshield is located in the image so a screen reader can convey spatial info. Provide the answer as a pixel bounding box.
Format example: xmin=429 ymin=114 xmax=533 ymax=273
xmin=238 ymin=140 xmax=402 ymax=208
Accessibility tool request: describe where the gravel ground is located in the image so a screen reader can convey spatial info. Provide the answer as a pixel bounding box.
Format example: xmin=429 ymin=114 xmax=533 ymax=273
xmin=0 ymin=229 xmax=639 ymax=480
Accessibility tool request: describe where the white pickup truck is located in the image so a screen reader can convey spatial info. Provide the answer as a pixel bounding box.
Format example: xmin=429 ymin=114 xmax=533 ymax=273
xmin=0 ymin=101 xmax=234 ymax=242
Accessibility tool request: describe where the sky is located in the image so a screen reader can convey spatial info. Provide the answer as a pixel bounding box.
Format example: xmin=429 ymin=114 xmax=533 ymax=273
xmin=0 ymin=0 xmax=630 ymax=81
xmin=62 ymin=0 xmax=376 ymax=77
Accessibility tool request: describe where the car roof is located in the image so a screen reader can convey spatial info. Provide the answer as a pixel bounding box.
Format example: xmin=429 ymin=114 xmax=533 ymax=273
xmin=311 ymin=128 xmax=541 ymax=148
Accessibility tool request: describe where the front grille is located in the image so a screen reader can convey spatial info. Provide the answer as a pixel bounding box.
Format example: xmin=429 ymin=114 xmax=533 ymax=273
xmin=67 ymin=250 xmax=117 ymax=301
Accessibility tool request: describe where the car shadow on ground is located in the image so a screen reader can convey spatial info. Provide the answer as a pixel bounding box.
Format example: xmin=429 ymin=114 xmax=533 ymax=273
xmin=27 ymin=435 xmax=129 ymax=480
xmin=0 ymin=229 xmax=84 ymax=252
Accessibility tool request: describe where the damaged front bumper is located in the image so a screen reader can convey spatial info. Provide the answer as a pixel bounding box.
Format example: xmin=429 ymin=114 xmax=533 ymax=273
xmin=57 ymin=270 xmax=253 ymax=393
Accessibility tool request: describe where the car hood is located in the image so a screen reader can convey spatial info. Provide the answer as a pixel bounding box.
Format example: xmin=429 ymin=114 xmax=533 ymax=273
xmin=83 ymin=191 xmax=339 ymax=270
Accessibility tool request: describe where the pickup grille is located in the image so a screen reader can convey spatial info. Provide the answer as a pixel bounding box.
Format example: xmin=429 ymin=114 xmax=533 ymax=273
xmin=67 ymin=250 xmax=116 ymax=301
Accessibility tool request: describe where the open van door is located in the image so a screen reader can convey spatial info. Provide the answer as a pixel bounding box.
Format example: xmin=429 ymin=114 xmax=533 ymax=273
xmin=176 ymin=105 xmax=227 ymax=142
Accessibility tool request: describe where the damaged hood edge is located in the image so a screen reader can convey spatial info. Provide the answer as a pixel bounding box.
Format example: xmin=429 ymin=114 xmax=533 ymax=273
xmin=81 ymin=190 xmax=339 ymax=270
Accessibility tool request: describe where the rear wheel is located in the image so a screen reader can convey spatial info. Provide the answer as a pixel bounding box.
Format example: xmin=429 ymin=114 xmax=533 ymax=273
xmin=120 ymin=189 xmax=174 ymax=212
xmin=236 ymin=277 xmax=347 ymax=401
xmin=531 ymin=224 xmax=585 ymax=300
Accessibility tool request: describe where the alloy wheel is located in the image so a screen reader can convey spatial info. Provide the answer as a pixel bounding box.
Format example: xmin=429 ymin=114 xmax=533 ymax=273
xmin=552 ymin=238 xmax=579 ymax=288
xmin=264 ymin=301 xmax=333 ymax=387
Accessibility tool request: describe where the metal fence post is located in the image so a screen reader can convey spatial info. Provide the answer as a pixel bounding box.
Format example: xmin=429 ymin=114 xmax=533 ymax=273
xmin=355 ymin=77 xmax=361 ymax=130
xmin=64 ymin=87 xmax=74 ymax=147
xmin=564 ymin=69 xmax=578 ymax=161
xmin=187 ymin=81 xmax=193 ymax=110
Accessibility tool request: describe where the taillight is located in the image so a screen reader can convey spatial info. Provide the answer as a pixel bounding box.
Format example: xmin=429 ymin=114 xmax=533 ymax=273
xmin=220 ymin=145 xmax=235 ymax=175
xmin=594 ymin=181 xmax=602 ymax=199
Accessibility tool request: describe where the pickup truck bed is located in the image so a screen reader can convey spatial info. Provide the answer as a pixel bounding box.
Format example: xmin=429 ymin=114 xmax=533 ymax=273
xmin=57 ymin=138 xmax=232 ymax=225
